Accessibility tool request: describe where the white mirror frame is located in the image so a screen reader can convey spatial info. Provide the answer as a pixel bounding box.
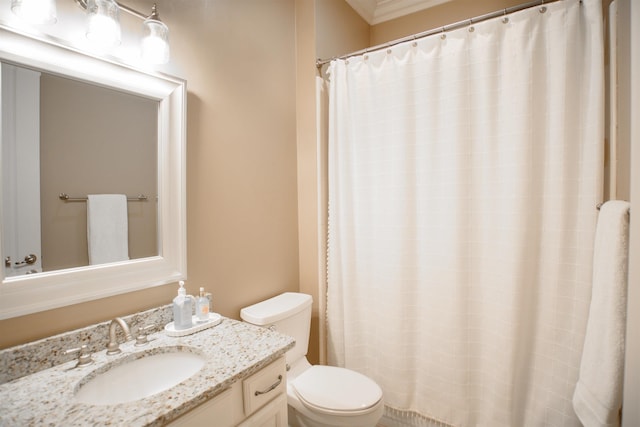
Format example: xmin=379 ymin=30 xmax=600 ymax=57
xmin=0 ymin=25 xmax=186 ymax=319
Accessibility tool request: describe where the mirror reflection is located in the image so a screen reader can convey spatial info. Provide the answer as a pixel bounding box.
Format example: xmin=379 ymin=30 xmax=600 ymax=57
xmin=1 ymin=62 xmax=158 ymax=277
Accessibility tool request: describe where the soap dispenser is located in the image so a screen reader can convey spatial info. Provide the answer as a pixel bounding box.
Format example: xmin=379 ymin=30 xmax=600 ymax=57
xmin=196 ymin=287 xmax=210 ymax=322
xmin=172 ymin=281 xmax=194 ymax=330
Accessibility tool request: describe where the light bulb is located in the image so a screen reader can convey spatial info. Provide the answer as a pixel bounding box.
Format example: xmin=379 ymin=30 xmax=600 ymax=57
xmin=86 ymin=0 xmax=121 ymax=47
xmin=141 ymin=5 xmax=170 ymax=65
xmin=11 ymin=0 xmax=56 ymax=25
xmin=141 ymin=33 xmax=169 ymax=64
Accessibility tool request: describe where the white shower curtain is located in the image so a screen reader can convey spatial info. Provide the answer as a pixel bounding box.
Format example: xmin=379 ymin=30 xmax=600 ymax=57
xmin=326 ymin=1 xmax=604 ymax=426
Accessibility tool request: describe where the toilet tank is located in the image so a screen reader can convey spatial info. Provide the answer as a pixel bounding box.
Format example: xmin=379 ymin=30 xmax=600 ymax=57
xmin=240 ymin=292 xmax=312 ymax=365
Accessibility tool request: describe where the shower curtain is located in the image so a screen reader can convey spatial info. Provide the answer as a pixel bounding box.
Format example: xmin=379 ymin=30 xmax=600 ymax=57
xmin=326 ymin=1 xmax=604 ymax=426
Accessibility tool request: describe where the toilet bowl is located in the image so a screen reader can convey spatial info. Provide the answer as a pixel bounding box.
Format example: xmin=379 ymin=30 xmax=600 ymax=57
xmin=287 ymin=359 xmax=384 ymax=427
xmin=241 ymin=292 xmax=384 ymax=427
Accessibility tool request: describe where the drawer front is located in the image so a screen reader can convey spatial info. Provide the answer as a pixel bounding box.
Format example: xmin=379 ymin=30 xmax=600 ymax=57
xmin=242 ymin=356 xmax=286 ymax=416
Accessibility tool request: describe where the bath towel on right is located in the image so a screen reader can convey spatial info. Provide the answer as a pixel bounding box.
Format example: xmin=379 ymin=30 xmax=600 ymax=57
xmin=573 ymin=200 xmax=630 ymax=427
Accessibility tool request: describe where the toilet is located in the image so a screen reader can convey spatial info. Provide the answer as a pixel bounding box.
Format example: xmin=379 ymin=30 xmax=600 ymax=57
xmin=241 ymin=292 xmax=384 ymax=427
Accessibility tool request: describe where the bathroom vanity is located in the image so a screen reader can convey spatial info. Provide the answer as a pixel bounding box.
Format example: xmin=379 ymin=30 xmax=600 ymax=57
xmin=168 ymin=355 xmax=288 ymax=426
xmin=0 ymin=307 xmax=294 ymax=426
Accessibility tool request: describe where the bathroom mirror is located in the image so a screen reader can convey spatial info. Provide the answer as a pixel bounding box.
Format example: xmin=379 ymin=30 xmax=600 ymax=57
xmin=3 ymin=64 xmax=159 ymax=274
xmin=0 ymin=26 xmax=187 ymax=319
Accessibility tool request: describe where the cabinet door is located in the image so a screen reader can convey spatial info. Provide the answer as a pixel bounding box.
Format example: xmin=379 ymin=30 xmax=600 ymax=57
xmin=237 ymin=393 xmax=287 ymax=427
xmin=167 ymin=387 xmax=235 ymax=427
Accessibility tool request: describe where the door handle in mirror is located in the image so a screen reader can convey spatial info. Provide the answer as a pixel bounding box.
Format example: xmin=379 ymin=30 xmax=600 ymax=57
xmin=15 ymin=254 xmax=37 ymax=266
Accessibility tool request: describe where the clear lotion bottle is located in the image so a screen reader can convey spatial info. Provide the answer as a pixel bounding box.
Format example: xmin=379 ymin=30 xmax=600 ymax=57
xmin=172 ymin=281 xmax=194 ymax=330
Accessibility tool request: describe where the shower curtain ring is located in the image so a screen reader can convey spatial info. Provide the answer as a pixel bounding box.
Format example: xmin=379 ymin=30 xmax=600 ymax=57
xmin=440 ymin=27 xmax=446 ymax=40
xmin=539 ymin=0 xmax=547 ymax=13
xmin=502 ymin=9 xmax=509 ymax=23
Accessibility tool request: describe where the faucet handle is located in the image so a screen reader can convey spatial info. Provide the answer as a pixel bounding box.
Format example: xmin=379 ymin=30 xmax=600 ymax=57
xmin=135 ymin=324 xmax=156 ymax=346
xmin=65 ymin=344 xmax=94 ymax=367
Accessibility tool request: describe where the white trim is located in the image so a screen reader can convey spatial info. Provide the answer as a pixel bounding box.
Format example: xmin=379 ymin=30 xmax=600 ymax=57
xmin=0 ymin=26 xmax=187 ymax=319
xmin=609 ymin=0 xmax=618 ymax=199
xmin=345 ymin=0 xmax=377 ymax=25
xmin=622 ymin=0 xmax=640 ymax=424
xmin=372 ymin=0 xmax=452 ymax=25
xmin=345 ymin=0 xmax=453 ymax=25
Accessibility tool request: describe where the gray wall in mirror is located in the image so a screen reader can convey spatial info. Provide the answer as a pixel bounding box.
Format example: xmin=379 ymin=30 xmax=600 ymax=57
xmin=40 ymin=72 xmax=158 ymax=271
xmin=3 ymin=63 xmax=158 ymax=273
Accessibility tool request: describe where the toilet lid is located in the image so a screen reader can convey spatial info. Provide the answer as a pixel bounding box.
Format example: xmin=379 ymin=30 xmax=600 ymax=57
xmin=291 ymin=366 xmax=383 ymax=414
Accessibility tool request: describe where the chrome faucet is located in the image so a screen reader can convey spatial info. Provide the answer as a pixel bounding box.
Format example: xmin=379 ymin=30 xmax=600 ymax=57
xmin=106 ymin=317 xmax=133 ymax=355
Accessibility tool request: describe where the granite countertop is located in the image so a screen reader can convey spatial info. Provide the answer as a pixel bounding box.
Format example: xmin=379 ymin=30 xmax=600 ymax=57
xmin=0 ymin=316 xmax=295 ymax=426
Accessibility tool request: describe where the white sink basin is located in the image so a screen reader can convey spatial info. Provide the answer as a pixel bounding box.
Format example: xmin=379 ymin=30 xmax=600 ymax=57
xmin=74 ymin=349 xmax=206 ymax=405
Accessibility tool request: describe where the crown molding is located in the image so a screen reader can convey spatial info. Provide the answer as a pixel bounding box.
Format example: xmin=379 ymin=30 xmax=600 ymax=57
xmin=346 ymin=0 xmax=453 ymax=25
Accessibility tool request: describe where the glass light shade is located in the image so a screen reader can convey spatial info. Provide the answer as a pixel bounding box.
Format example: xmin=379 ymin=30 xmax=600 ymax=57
xmin=11 ymin=0 xmax=56 ymax=25
xmin=141 ymin=18 xmax=170 ymax=65
xmin=86 ymin=0 xmax=121 ymax=47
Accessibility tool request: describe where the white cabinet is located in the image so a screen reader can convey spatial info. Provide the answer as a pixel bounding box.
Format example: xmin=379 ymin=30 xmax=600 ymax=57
xmin=168 ymin=356 xmax=287 ymax=427
xmin=167 ymin=387 xmax=235 ymax=427
xmin=238 ymin=393 xmax=287 ymax=427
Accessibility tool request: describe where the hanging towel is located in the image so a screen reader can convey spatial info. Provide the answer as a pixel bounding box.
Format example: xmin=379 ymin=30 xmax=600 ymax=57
xmin=87 ymin=194 xmax=129 ymax=265
xmin=573 ymin=200 xmax=630 ymax=427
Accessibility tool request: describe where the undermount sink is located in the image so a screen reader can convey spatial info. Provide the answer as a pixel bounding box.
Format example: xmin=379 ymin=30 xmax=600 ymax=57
xmin=74 ymin=349 xmax=206 ymax=405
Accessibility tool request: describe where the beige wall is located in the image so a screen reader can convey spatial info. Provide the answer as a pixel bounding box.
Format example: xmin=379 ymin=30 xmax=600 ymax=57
xmin=0 ymin=0 xmax=300 ymax=349
xmin=40 ymin=73 xmax=157 ymax=271
xmin=157 ymin=0 xmax=300 ymax=321
xmin=620 ymin=0 xmax=639 ymax=424
xmin=295 ymin=0 xmax=321 ymax=365
xmin=316 ymin=0 xmax=370 ymax=61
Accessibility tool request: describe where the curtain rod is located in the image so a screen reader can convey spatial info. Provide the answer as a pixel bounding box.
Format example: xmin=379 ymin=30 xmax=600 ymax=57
xmin=316 ymin=0 xmax=565 ymax=68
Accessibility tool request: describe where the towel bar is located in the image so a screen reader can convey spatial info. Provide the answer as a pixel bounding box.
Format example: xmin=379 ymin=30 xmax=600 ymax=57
xmin=59 ymin=193 xmax=148 ymax=202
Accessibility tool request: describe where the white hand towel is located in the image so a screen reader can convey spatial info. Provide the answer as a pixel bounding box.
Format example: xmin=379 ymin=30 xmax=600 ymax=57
xmin=87 ymin=194 xmax=129 ymax=265
xmin=573 ymin=200 xmax=630 ymax=427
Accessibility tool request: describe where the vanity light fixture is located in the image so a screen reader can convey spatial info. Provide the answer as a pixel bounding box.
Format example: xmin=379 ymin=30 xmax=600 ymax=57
xmin=79 ymin=0 xmax=170 ymax=63
xmin=10 ymin=0 xmax=171 ymax=64
xmin=10 ymin=0 xmax=57 ymax=24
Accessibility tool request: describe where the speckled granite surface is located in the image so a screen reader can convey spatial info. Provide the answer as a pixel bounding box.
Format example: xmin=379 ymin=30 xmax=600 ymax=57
xmin=0 ymin=313 xmax=294 ymax=426
xmin=0 ymin=305 xmax=175 ymax=384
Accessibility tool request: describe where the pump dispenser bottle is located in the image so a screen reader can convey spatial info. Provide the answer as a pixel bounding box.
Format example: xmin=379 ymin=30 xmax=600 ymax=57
xmin=172 ymin=281 xmax=194 ymax=330
xmin=196 ymin=287 xmax=210 ymax=322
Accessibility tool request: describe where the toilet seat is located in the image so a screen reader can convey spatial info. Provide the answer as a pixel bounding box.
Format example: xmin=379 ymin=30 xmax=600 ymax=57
xmin=291 ymin=365 xmax=383 ymax=416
